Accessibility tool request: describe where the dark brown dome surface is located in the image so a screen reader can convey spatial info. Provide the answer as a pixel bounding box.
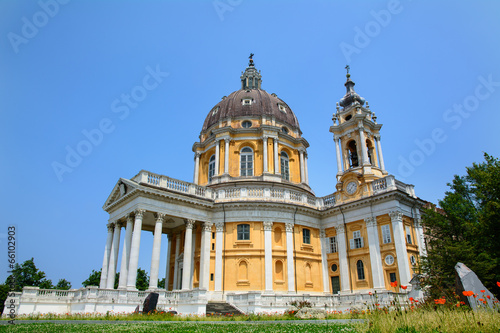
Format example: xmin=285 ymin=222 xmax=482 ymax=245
xmin=202 ymin=89 xmax=300 ymax=132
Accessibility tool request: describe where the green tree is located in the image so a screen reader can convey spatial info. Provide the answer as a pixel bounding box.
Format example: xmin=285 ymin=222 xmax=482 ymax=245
xmin=158 ymin=277 xmax=165 ymax=289
xmin=421 ymin=153 xmax=500 ymax=299
xmin=5 ymin=258 xmax=52 ymax=292
xmin=0 ymin=284 xmax=10 ymax=314
xmin=55 ymin=279 xmax=72 ymax=290
xmin=82 ymin=269 xmax=149 ymax=290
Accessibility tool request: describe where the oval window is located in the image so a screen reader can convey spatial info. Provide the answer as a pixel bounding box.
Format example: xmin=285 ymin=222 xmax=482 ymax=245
xmin=385 ymin=255 xmax=394 ymax=265
xmin=331 ymin=264 xmax=338 ymax=272
xmin=242 ymin=121 xmax=252 ymax=128
xmin=281 ymin=126 xmax=289 ymax=134
xmin=345 ymin=115 xmax=352 ymax=121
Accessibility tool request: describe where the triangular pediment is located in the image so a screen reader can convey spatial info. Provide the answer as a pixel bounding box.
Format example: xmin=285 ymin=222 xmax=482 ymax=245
xmin=103 ymin=178 xmax=138 ymax=209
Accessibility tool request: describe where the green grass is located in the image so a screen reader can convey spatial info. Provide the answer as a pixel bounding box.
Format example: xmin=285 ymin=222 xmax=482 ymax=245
xmin=0 ymin=322 xmax=356 ymax=332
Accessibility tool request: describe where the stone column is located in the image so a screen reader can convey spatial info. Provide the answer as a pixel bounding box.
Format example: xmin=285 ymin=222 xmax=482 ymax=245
xmin=390 ymin=210 xmax=411 ymax=286
xmin=334 ymin=136 xmax=343 ymax=174
xmin=375 ymin=135 xmax=386 ymax=171
xmin=214 ymin=222 xmax=224 ymax=291
xmin=285 ymin=223 xmax=295 ymax=293
xmin=319 ymin=228 xmax=330 ymax=293
xmin=100 ymin=223 xmax=115 ymax=289
xmin=336 ymin=224 xmax=350 ymax=292
xmin=164 ymin=233 xmax=172 ymax=290
xmin=263 ymin=221 xmax=273 ymax=292
xmin=214 ymin=140 xmax=220 ymax=176
xmin=190 ymin=228 xmax=197 ymax=289
xmin=172 ymin=232 xmax=181 ymax=290
xmin=182 ymin=219 xmax=195 ymax=290
xmin=127 ymin=209 xmax=145 ymax=290
xmin=273 ymin=138 xmax=279 ymax=174
xmin=365 ymin=217 xmax=384 ymax=289
xmin=413 ymin=210 xmax=427 ymax=257
xmin=224 ymin=138 xmax=230 ymax=174
xmin=263 ymin=136 xmax=268 ymax=173
xmin=118 ymin=215 xmax=134 ymax=289
xmin=106 ymin=222 xmax=121 ymax=289
xmin=199 ymin=221 xmax=213 ymax=290
xmin=359 ymin=128 xmax=369 ymax=166
xmin=299 ymin=150 xmax=305 ymax=183
xmin=149 ymin=213 xmax=165 ymax=290
xmin=304 ymin=154 xmax=309 ymax=184
xmin=193 ymin=153 xmax=200 ymax=184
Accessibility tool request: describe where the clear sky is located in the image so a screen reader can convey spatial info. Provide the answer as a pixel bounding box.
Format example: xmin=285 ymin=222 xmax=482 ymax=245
xmin=1 ymin=0 xmax=499 ymax=288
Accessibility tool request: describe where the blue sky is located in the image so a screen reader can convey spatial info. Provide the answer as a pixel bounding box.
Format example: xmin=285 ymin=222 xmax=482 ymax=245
xmin=1 ymin=0 xmax=499 ymax=288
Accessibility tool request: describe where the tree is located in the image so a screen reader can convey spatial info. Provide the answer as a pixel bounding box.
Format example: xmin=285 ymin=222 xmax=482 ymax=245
xmin=82 ymin=268 xmax=149 ymax=290
xmin=421 ymin=153 xmax=500 ymax=299
xmin=5 ymin=258 xmax=52 ymax=292
xmin=158 ymin=278 xmax=165 ymax=289
xmin=55 ymin=279 xmax=72 ymax=290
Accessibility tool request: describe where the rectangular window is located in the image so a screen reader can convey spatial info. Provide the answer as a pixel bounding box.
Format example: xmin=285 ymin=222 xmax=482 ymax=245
xmin=350 ymin=230 xmax=364 ymax=249
xmin=211 ymin=243 xmax=215 ymax=251
xmin=390 ymin=272 xmax=397 ymax=283
xmin=212 ymin=232 xmax=215 ymax=239
xmin=303 ymin=228 xmax=311 ymax=244
xmin=210 ymin=273 xmax=214 ymax=281
xmin=381 ymin=225 xmax=391 ymax=244
xmin=328 ymin=236 xmax=337 ymax=253
xmin=237 ymin=224 xmax=250 ymax=240
xmin=406 ymin=226 xmax=412 ymax=244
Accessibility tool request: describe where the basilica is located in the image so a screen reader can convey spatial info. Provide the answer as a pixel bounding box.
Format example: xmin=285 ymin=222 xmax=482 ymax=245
xmin=6 ymin=57 xmax=426 ymax=315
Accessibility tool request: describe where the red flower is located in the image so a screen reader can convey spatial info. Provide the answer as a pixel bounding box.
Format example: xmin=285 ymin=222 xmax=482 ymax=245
xmin=462 ymin=291 xmax=474 ymax=297
xmin=497 ymin=282 xmax=500 ymax=287
xmin=409 ymin=297 xmax=414 ymax=302
xmin=390 ymin=281 xmax=398 ymax=287
xmin=480 ymin=290 xmax=485 ymax=293
xmin=487 ymin=295 xmax=491 ymax=299
xmin=401 ymin=285 xmax=407 ymax=290
xmin=479 ymin=298 xmax=485 ymax=302
xmin=368 ymin=292 xmax=372 ymax=295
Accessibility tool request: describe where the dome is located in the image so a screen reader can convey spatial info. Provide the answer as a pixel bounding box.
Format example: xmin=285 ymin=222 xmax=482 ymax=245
xmin=202 ymin=89 xmax=300 ymax=132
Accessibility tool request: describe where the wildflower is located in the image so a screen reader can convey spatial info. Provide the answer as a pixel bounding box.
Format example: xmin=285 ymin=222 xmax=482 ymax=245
xmin=390 ymin=281 xmax=398 ymax=287
xmin=487 ymin=295 xmax=491 ymax=299
xmin=369 ymin=292 xmax=372 ymax=295
xmin=479 ymin=298 xmax=484 ymax=302
xmin=401 ymin=285 xmax=407 ymax=290
xmin=409 ymin=297 xmax=414 ymax=302
xmin=497 ymin=282 xmax=500 ymax=287
xmin=463 ymin=291 xmax=474 ymax=297
xmin=480 ymin=290 xmax=485 ymax=293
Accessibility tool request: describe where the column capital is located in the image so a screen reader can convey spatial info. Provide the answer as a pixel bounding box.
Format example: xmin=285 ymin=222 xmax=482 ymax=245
xmin=364 ymin=217 xmax=377 ymax=227
xmin=335 ymin=224 xmax=345 ymax=234
xmin=224 ymin=137 xmax=231 ymax=143
xmin=414 ymin=218 xmax=422 ymax=228
xmin=106 ymin=222 xmax=115 ymax=231
xmin=333 ymin=135 xmax=341 ymax=141
xmin=155 ymin=213 xmax=166 ymax=223
xmin=374 ymin=134 xmax=381 ymax=140
xmin=389 ymin=210 xmax=403 ymax=222
xmin=215 ymin=222 xmax=224 ymax=232
xmin=262 ymin=135 xmax=268 ymax=140
xmin=116 ymin=221 xmax=125 ymax=229
xmin=285 ymin=223 xmax=294 ymax=233
xmin=319 ymin=228 xmax=326 ymax=238
xmin=195 ymin=152 xmax=201 ymax=158
xmin=126 ymin=214 xmax=134 ymax=223
xmin=203 ymin=221 xmax=213 ymax=232
xmin=134 ymin=209 xmax=146 ymax=219
xmin=185 ymin=219 xmax=195 ymax=229
xmin=263 ymin=221 xmax=273 ymax=231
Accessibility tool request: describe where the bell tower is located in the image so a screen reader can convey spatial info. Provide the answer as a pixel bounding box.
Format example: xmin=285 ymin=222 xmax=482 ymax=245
xmin=330 ymin=66 xmax=388 ymax=200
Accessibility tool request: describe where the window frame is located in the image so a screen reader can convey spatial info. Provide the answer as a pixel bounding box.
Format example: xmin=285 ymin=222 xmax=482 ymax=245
xmin=406 ymin=226 xmax=412 ymax=244
xmin=240 ymin=147 xmax=254 ymax=176
xmin=381 ymin=224 xmax=391 ymax=244
xmin=356 ymin=260 xmax=365 ymax=280
xmin=280 ymin=151 xmax=290 ymax=180
xmin=208 ymin=154 xmax=216 ymax=182
xmin=302 ymin=228 xmax=311 ymax=244
xmin=237 ymin=224 xmax=250 ymax=240
xmin=328 ymin=236 xmax=337 ymax=253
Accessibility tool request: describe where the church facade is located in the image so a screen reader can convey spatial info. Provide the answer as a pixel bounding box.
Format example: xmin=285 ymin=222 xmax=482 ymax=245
xmin=6 ymin=58 xmax=426 ymax=315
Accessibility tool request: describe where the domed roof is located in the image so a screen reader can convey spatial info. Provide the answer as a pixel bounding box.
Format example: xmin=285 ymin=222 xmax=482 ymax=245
xmin=202 ymin=89 xmax=300 ymax=132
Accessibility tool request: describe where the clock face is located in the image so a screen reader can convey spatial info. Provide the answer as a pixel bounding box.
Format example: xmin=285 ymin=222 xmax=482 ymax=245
xmin=346 ymin=181 xmax=358 ymax=195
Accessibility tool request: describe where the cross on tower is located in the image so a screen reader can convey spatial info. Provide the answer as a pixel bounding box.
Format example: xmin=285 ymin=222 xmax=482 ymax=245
xmin=345 ymin=65 xmax=350 ymax=74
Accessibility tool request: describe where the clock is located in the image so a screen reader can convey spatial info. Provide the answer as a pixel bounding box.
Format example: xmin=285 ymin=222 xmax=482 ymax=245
xmin=346 ymin=181 xmax=358 ymax=195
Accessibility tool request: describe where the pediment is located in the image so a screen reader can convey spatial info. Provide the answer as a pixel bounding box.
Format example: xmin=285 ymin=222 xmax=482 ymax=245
xmin=103 ymin=178 xmax=138 ymax=209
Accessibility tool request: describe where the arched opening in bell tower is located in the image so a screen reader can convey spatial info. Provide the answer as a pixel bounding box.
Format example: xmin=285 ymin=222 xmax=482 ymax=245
xmin=347 ymin=140 xmax=359 ymax=168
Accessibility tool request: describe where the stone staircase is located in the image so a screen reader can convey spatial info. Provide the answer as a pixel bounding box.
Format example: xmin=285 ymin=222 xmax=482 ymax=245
xmin=206 ymin=301 xmax=244 ymax=316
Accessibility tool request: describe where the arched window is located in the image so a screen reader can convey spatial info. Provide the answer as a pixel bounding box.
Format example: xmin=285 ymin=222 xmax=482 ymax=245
xmin=280 ymin=151 xmax=289 ymax=180
xmin=356 ymin=260 xmax=365 ymax=280
xmin=240 ymin=147 xmax=253 ymax=176
xmin=237 ymin=224 xmax=250 ymax=240
xmin=208 ymin=155 xmax=215 ymax=182
xmin=366 ymin=140 xmax=375 ymax=166
xmin=348 ymin=141 xmax=359 ymax=167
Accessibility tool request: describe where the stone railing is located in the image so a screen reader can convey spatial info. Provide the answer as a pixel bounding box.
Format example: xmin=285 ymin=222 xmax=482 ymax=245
xmin=226 ymin=290 xmax=408 ymax=313
xmin=133 ymin=171 xmax=416 ymax=210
